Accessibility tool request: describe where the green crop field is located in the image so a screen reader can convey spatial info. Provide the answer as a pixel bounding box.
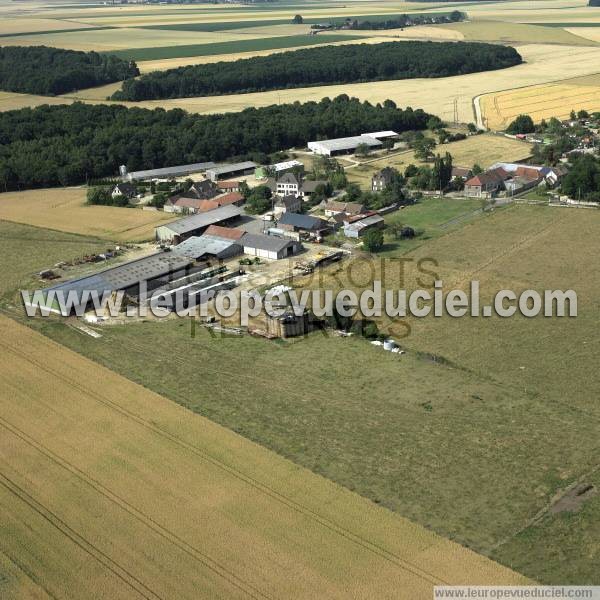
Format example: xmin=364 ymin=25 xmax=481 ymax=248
xmin=106 ymin=34 xmax=362 ymax=62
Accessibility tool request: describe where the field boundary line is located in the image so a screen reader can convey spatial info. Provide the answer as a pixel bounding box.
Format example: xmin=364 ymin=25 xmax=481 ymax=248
xmin=0 ymin=335 xmax=449 ymax=587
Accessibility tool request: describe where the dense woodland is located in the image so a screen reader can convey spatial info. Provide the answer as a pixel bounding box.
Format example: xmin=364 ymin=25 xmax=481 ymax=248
xmin=0 ymin=95 xmax=435 ymax=191
xmin=0 ymin=46 xmax=139 ymax=96
xmin=111 ymin=41 xmax=522 ymax=101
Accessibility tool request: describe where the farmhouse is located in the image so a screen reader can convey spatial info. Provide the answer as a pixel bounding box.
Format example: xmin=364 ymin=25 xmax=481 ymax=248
xmin=120 ymin=162 xmax=216 ymax=182
xmin=206 ymin=161 xmax=258 ymax=182
xmin=464 ymin=167 xmax=510 ymax=198
xmin=451 ymin=166 xmax=474 ymax=181
xmin=274 ymin=195 xmax=302 ymax=217
xmin=112 ymin=182 xmax=137 ymax=199
xmin=217 ymin=180 xmax=241 ymax=192
xmin=242 ymin=234 xmax=301 ymax=260
xmin=172 ymin=236 xmax=243 ymax=261
xmin=344 ymin=214 xmax=385 ymax=238
xmin=371 ymin=167 xmax=395 ymax=192
xmin=323 ymin=200 xmax=366 ymax=217
xmin=308 ymin=134 xmax=383 ymax=157
xmin=164 ymin=197 xmax=206 ymax=214
xmin=155 ymin=205 xmax=242 ymax=244
xmin=186 ymin=179 xmax=219 ymax=200
xmin=276 ymin=172 xmax=302 ymax=197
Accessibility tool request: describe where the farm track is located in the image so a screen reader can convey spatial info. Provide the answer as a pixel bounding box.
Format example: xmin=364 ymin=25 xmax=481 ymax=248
xmin=0 ymin=333 xmax=449 ymax=589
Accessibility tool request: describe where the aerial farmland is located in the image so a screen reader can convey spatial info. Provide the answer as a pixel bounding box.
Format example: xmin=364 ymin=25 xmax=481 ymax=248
xmin=1 ymin=0 xmax=600 ymax=597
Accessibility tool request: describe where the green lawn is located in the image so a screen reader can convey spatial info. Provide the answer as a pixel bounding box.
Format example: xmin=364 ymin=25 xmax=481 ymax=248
xmin=106 ymin=34 xmax=363 ymax=62
xmin=379 ymin=197 xmax=487 ymax=256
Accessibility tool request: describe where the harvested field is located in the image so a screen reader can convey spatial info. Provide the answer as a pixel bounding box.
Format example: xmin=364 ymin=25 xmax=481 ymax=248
xmin=565 ymin=26 xmax=600 ymax=42
xmin=0 ymin=90 xmax=73 ymax=111
xmin=481 ymin=73 xmax=600 ymax=129
xmin=442 ymin=20 xmax=597 ymax=45
xmin=0 ymin=18 xmax=105 ymax=36
xmin=0 ymin=28 xmax=261 ymax=52
xmin=0 ymin=315 xmax=530 ymax=599
xmin=0 ymin=188 xmax=173 ymax=242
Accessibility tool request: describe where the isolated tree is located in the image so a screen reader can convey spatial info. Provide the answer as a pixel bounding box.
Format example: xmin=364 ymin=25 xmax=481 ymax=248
xmin=413 ymin=137 xmax=437 ymax=161
xmin=577 ymin=109 xmax=590 ymax=119
xmin=431 ymin=152 xmax=453 ymax=192
xmin=292 ymin=14 xmax=304 ymax=24
xmin=506 ymin=114 xmax=535 ymax=134
xmin=467 ymin=122 xmax=478 ymax=133
xmin=472 ymin=163 xmax=483 ymax=175
xmin=362 ymin=229 xmax=384 ymax=252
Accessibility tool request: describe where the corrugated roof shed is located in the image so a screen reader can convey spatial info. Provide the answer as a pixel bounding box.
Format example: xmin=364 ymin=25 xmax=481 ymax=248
xmin=172 ymin=236 xmax=242 ymax=259
xmin=206 ymin=161 xmax=258 ymax=178
xmin=242 ymin=234 xmax=297 ymax=253
xmin=308 ymin=135 xmax=382 ymax=153
xmin=125 ymin=162 xmax=216 ymax=181
xmin=159 ymin=205 xmax=242 ymax=236
xmin=46 ymin=253 xmax=193 ymax=296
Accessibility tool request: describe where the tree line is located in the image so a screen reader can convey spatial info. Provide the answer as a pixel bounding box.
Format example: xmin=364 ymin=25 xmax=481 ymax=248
xmin=0 ymin=95 xmax=434 ymax=191
xmin=0 ymin=46 xmax=139 ymax=96
xmin=311 ymin=11 xmax=464 ymax=30
xmin=111 ymin=41 xmax=522 ymax=102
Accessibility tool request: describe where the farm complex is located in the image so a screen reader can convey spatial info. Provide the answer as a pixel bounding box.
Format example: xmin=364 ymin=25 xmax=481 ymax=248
xmin=1 ymin=0 xmax=600 ymax=598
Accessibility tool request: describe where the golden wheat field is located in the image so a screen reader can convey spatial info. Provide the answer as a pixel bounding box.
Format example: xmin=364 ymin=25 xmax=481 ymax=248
xmin=0 ymin=188 xmax=173 ymax=242
xmin=481 ymin=73 xmax=600 ymax=129
xmin=0 ymin=315 xmax=531 ymax=599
